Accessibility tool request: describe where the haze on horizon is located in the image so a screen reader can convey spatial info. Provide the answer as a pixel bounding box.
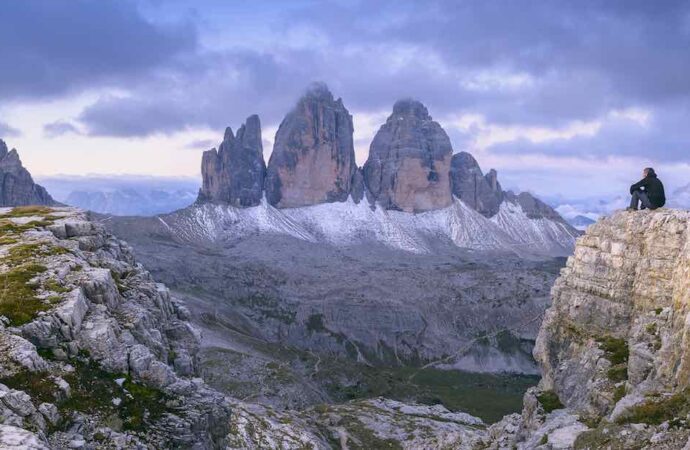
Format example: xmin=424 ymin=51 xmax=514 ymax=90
xmin=2 ymin=0 xmax=689 ymax=216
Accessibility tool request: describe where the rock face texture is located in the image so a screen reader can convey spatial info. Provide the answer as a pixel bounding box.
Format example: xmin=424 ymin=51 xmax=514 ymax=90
xmin=363 ymin=99 xmax=453 ymax=212
xmin=479 ymin=209 xmax=690 ymax=449
xmin=198 ymin=115 xmax=265 ymax=207
xmin=265 ymin=83 xmax=356 ymax=208
xmin=0 ymin=206 xmax=235 ymax=448
xmin=0 ymin=140 xmax=56 ymax=207
xmin=450 ymin=151 xmax=503 ymax=217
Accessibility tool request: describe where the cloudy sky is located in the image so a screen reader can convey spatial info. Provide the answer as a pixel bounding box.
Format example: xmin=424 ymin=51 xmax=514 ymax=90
xmin=2 ymin=0 xmax=689 ymax=210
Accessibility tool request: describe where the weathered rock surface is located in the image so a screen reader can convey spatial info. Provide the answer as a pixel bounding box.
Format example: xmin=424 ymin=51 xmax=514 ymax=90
xmin=198 ymin=115 xmax=266 ymax=207
xmin=479 ymin=208 xmax=690 ymax=449
xmin=0 ymin=206 xmax=234 ymax=448
xmin=450 ymin=151 xmax=504 ymax=217
xmin=265 ymin=83 xmax=356 ymax=208
xmin=0 ymin=140 xmax=56 ymax=207
xmin=363 ymin=99 xmax=453 ymax=212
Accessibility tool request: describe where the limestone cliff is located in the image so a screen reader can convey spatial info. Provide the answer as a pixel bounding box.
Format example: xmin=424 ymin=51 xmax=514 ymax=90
xmin=482 ymin=209 xmax=690 ymax=449
xmin=0 ymin=140 xmax=56 ymax=207
xmin=198 ymin=115 xmax=266 ymax=207
xmin=363 ymin=99 xmax=453 ymax=212
xmin=265 ymin=83 xmax=356 ymax=208
xmin=0 ymin=206 xmax=233 ymax=448
xmin=450 ymin=151 xmax=503 ymax=217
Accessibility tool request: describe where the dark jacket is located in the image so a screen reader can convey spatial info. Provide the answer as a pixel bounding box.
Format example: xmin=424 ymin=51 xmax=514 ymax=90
xmin=630 ymin=173 xmax=666 ymax=208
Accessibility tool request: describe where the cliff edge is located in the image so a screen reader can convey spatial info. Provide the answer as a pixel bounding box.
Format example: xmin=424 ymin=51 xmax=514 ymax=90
xmin=484 ymin=208 xmax=690 ymax=449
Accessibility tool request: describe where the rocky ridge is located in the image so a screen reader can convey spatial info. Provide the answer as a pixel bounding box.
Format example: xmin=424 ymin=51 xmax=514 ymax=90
xmin=198 ymin=115 xmax=265 ymax=207
xmin=196 ymin=84 xmax=578 ymax=254
xmin=0 ymin=140 xmax=56 ymax=207
xmin=0 ymin=205 xmax=503 ymax=449
xmin=478 ymin=208 xmax=690 ymax=449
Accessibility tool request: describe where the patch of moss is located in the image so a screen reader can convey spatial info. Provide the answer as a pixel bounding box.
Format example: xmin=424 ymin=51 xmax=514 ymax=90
xmin=596 ymin=336 xmax=629 ymax=365
xmin=607 ymin=364 xmax=628 ymax=383
xmin=654 ymin=307 xmax=663 ymax=315
xmin=3 ymin=206 xmax=54 ymax=217
xmin=0 ymin=236 xmax=18 ymax=245
xmin=4 ymin=243 xmax=69 ymax=267
xmin=618 ymin=389 xmax=690 ymax=426
xmin=44 ymin=279 xmax=72 ymax=294
xmin=537 ymin=390 xmax=564 ymax=413
xmin=0 ymin=263 xmax=49 ymax=325
xmin=539 ymin=434 xmax=548 ymax=445
xmin=645 ymin=323 xmax=657 ymax=334
xmin=613 ymin=384 xmax=626 ymax=403
xmin=61 ymin=359 xmax=173 ymax=431
xmin=336 ymin=415 xmax=403 ymax=450
xmin=0 ymin=370 xmax=58 ymax=403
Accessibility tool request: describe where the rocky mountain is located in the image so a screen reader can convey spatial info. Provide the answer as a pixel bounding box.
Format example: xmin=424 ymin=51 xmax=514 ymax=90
xmin=265 ymin=83 xmax=356 ymax=208
xmin=567 ymin=215 xmax=596 ymax=230
xmin=198 ymin=115 xmax=266 ymax=207
xmin=363 ymin=99 xmax=453 ymax=212
xmin=450 ymin=151 xmax=503 ymax=217
xmin=476 ymin=208 xmax=690 ymax=448
xmin=0 ymin=140 xmax=56 ymax=207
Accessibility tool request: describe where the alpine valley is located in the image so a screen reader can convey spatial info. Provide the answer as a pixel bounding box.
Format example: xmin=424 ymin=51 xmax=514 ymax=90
xmin=100 ymin=85 xmax=580 ymax=420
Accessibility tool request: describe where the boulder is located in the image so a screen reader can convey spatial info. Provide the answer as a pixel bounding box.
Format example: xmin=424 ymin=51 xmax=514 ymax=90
xmin=265 ymin=83 xmax=356 ymax=208
xmin=363 ymin=99 xmax=453 ymax=212
xmin=198 ymin=115 xmax=265 ymax=207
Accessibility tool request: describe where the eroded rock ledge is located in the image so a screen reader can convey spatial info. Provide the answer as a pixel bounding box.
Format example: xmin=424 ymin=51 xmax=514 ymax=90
xmin=481 ymin=208 xmax=690 ymax=449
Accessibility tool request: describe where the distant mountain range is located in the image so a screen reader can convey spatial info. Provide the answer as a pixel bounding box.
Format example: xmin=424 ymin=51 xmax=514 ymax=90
xmin=36 ymin=175 xmax=199 ymax=216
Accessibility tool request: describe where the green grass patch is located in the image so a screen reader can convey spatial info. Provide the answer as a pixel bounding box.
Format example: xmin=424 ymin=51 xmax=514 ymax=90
xmin=0 ymin=370 xmax=59 ymax=403
xmin=44 ymin=279 xmax=72 ymax=294
xmin=597 ymin=336 xmax=629 ymax=365
xmin=607 ymin=364 xmax=628 ymax=383
xmin=613 ymin=384 xmax=626 ymax=403
xmin=62 ymin=359 xmax=173 ymax=431
xmin=617 ymin=389 xmax=690 ymax=426
xmin=316 ymin=361 xmax=538 ymax=423
xmin=3 ymin=206 xmax=54 ymax=217
xmin=537 ymin=390 xmax=564 ymax=413
xmin=0 ymin=263 xmax=49 ymax=325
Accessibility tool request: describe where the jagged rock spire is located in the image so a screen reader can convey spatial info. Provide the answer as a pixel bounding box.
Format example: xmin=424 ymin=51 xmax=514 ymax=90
xmin=264 ymin=83 xmax=356 ymax=208
xmin=0 ymin=140 xmax=56 ymax=206
xmin=363 ymin=99 xmax=453 ymax=212
xmin=198 ymin=115 xmax=266 ymax=207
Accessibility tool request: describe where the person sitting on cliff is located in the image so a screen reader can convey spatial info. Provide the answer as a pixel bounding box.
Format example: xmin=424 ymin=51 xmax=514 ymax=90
xmin=627 ymin=167 xmax=666 ymax=211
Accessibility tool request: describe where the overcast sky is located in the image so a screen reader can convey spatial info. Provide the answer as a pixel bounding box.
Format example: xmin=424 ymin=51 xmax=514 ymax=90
xmin=1 ymin=0 xmax=689 ymax=204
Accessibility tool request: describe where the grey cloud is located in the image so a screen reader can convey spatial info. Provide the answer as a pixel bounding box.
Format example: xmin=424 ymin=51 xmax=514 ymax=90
xmin=487 ymin=104 xmax=690 ymax=162
xmin=185 ymin=139 xmax=216 ymax=150
xmin=0 ymin=122 xmax=21 ymax=137
xmin=43 ymin=120 xmax=80 ymax=138
xmin=0 ymin=0 xmax=197 ymax=101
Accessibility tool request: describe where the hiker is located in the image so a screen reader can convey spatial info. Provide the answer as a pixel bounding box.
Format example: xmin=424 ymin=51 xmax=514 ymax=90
xmin=628 ymin=167 xmax=666 ymax=211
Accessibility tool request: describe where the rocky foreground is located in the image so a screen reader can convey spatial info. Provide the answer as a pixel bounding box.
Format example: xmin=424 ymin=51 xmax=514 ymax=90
xmin=2 ymin=205 xmax=688 ymax=449
xmin=0 ymin=206 xmax=500 ymax=449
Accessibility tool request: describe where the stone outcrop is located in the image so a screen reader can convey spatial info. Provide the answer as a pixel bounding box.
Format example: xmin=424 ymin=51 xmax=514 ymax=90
xmin=479 ymin=209 xmax=690 ymax=449
xmin=0 ymin=140 xmax=56 ymax=207
xmin=450 ymin=151 xmax=503 ymax=217
xmin=0 ymin=207 xmax=233 ymax=448
xmin=503 ymin=190 xmax=570 ymax=224
xmin=265 ymin=83 xmax=356 ymax=208
xmin=363 ymin=99 xmax=453 ymax=212
xmin=198 ymin=115 xmax=266 ymax=207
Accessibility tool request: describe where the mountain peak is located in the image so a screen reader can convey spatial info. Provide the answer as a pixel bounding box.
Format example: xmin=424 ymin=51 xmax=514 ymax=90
xmin=392 ymin=98 xmax=430 ymax=120
xmin=0 ymin=142 xmax=56 ymax=206
xmin=302 ymin=81 xmax=334 ymax=102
